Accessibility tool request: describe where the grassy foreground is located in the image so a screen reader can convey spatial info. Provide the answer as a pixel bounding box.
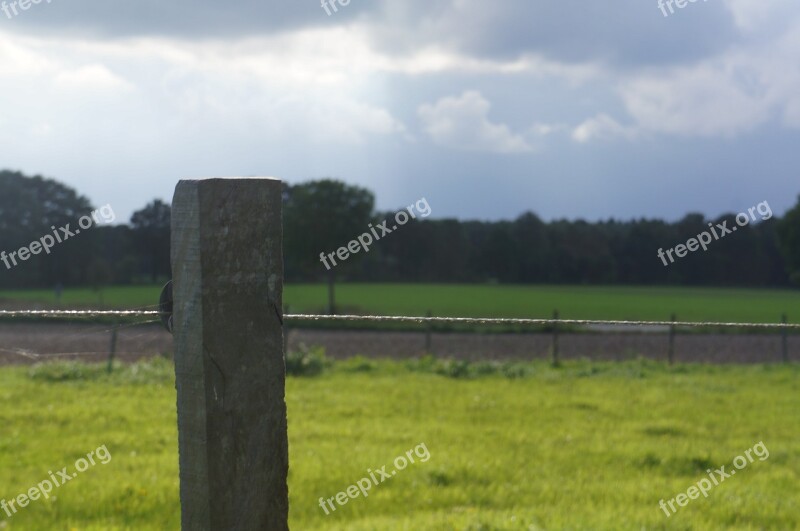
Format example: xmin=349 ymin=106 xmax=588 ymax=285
xmin=1 ymin=283 xmax=799 ymax=323
xmin=0 ymin=358 xmax=797 ymax=530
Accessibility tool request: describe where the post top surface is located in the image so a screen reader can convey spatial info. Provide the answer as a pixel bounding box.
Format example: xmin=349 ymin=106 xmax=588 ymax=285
xmin=179 ymin=176 xmax=281 ymax=182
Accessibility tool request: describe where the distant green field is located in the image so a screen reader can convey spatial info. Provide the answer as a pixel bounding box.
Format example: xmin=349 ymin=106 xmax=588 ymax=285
xmin=0 ymin=286 xmax=164 ymax=310
xmin=0 ymin=358 xmax=797 ymax=530
xmin=286 ymin=284 xmax=800 ymax=324
xmin=2 ymin=284 xmax=799 ymax=324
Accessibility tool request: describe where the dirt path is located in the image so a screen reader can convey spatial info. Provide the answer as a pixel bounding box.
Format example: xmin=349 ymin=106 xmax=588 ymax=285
xmin=289 ymin=330 xmax=795 ymax=363
xmin=0 ymin=323 xmax=173 ymax=365
xmin=0 ymin=323 xmax=794 ymax=365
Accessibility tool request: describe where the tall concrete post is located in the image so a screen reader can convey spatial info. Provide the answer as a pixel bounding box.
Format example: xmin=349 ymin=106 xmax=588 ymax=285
xmin=171 ymin=177 xmax=288 ymax=530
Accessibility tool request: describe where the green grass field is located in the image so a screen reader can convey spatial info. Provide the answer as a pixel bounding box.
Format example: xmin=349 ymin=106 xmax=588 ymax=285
xmin=0 ymin=358 xmax=797 ymax=530
xmin=1 ymin=284 xmax=799 ymax=323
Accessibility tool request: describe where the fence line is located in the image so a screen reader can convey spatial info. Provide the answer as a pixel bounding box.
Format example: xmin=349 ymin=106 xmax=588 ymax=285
xmin=0 ymin=310 xmax=795 ymax=366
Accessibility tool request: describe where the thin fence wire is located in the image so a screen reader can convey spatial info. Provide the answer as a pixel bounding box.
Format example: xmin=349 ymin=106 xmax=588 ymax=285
xmin=284 ymin=314 xmax=800 ymax=330
xmin=0 ymin=310 xmax=160 ymax=317
xmin=0 ymin=313 xmax=165 ymax=362
xmin=0 ymin=309 xmax=798 ymax=329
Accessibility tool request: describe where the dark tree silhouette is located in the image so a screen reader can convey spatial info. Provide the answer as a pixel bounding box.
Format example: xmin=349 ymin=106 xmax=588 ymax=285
xmin=283 ymin=179 xmax=374 ymax=313
xmin=0 ymin=170 xmax=94 ymax=288
xmin=777 ymin=195 xmax=800 ymax=285
xmin=130 ymin=199 xmax=171 ymax=283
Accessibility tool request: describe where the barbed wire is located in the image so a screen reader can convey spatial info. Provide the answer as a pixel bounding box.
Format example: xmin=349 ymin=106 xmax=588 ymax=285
xmin=285 ymin=314 xmax=800 ymax=329
xmin=0 ymin=310 xmax=798 ymax=329
xmin=0 ymin=310 xmax=160 ymax=317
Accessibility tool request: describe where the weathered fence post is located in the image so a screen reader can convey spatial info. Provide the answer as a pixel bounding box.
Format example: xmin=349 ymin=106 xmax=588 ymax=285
xmin=172 ymin=177 xmax=289 ymax=531
xmin=551 ymin=309 xmax=559 ymax=366
xmin=782 ymin=313 xmax=789 ymax=364
xmin=668 ymin=313 xmax=676 ymax=365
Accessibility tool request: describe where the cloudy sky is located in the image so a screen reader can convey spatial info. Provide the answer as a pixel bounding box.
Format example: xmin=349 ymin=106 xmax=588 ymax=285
xmin=1 ymin=0 xmax=799 ymax=223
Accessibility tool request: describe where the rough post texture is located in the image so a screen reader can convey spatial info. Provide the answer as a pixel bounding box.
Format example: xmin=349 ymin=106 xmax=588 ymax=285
xmin=172 ymin=177 xmax=288 ymax=531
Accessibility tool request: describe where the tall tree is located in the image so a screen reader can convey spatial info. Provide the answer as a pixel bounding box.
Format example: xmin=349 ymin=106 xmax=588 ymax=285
xmin=512 ymin=212 xmax=551 ymax=282
xmin=777 ymin=195 xmax=800 ymax=285
xmin=283 ymin=179 xmax=374 ymax=313
xmin=0 ymin=170 xmax=94 ymax=288
xmin=130 ymin=199 xmax=171 ymax=283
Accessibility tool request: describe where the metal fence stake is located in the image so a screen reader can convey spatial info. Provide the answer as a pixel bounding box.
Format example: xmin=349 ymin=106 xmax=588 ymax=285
xmin=107 ymin=325 xmax=118 ymax=374
xmin=425 ymin=309 xmax=433 ymax=354
xmin=668 ymin=313 xmax=676 ymax=365
xmin=782 ymin=313 xmax=789 ymax=363
xmin=552 ymin=309 xmax=559 ymax=366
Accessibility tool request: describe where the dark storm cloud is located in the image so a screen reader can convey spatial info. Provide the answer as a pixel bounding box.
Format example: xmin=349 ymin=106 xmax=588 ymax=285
xmin=365 ymin=0 xmax=742 ymax=67
xmin=3 ymin=0 xmax=379 ymax=38
xmin=9 ymin=0 xmax=739 ymax=69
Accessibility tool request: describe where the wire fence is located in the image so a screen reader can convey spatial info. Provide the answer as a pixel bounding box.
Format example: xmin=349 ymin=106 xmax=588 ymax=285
xmin=0 ymin=308 xmax=796 ymax=366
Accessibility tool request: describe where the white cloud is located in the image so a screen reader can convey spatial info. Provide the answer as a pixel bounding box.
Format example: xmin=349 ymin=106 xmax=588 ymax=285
xmin=603 ymin=2 xmax=800 ymax=138
xmin=0 ymin=29 xmax=413 ymax=148
xmin=0 ymin=34 xmax=53 ymax=76
xmin=572 ymin=114 xmax=637 ymax=143
xmin=618 ymin=28 xmax=800 ymax=138
xmin=723 ymin=0 xmax=798 ymax=32
xmin=54 ymin=64 xmax=134 ymax=92
xmin=620 ymin=63 xmax=771 ymax=137
xmin=418 ymin=91 xmax=535 ymax=153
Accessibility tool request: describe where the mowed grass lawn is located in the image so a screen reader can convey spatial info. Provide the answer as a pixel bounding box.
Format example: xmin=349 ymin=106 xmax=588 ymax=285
xmin=2 ymin=283 xmax=800 ymax=323
xmin=0 ymin=359 xmax=797 ymax=530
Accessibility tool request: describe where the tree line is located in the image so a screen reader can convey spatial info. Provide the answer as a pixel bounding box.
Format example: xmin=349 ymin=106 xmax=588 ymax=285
xmin=1 ymin=170 xmax=799 ymax=290
xmin=0 ymin=170 xmax=170 ymax=289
